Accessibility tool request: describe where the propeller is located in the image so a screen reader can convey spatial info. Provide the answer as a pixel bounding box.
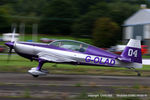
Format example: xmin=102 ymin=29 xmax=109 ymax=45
xmin=7 ymin=46 xmax=13 ymax=62
xmin=5 ymin=28 xmax=16 ymax=62
xmin=11 ymin=28 xmax=16 ymax=42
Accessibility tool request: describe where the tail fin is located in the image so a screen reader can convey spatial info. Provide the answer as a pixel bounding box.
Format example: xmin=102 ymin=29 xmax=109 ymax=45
xmin=120 ymin=39 xmax=142 ymax=68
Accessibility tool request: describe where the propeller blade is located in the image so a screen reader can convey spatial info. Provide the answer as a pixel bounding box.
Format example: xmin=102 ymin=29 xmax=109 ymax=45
xmin=5 ymin=42 xmax=14 ymax=62
xmin=7 ymin=47 xmax=13 ymax=62
xmin=6 ymin=28 xmax=16 ymax=62
xmin=11 ymin=28 xmax=16 ymax=42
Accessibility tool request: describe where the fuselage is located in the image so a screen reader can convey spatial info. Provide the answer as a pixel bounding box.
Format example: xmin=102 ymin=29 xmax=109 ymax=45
xmin=12 ymin=40 xmax=141 ymax=68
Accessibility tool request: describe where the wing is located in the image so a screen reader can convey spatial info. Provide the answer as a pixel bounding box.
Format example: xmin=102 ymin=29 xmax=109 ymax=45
xmin=37 ymin=52 xmax=76 ymax=62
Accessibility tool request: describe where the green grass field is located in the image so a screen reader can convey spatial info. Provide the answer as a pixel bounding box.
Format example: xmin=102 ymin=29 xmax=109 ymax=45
xmin=0 ymin=55 xmax=150 ymax=76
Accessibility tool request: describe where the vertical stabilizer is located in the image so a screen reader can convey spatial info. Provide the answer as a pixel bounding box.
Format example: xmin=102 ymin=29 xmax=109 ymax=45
xmin=121 ymin=39 xmax=142 ymax=66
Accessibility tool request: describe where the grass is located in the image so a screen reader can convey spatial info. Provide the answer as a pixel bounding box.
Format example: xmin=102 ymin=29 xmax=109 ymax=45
xmin=74 ymin=83 xmax=82 ymax=87
xmin=23 ymin=89 xmax=31 ymax=98
xmin=1 ymin=55 xmax=150 ymax=76
xmin=142 ymin=55 xmax=150 ymax=58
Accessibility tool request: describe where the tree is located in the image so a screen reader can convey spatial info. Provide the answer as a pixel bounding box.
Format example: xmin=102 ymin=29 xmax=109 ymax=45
xmin=12 ymin=0 xmax=49 ymax=16
xmin=108 ymin=2 xmax=139 ymax=40
xmin=0 ymin=0 xmax=16 ymax=5
xmin=70 ymin=0 xmax=100 ymax=15
xmin=92 ymin=17 xmax=120 ymax=48
xmin=72 ymin=1 xmax=139 ymax=39
xmin=0 ymin=7 xmax=11 ymax=33
xmin=72 ymin=2 xmax=110 ymax=37
xmin=108 ymin=2 xmax=139 ymax=25
xmin=40 ymin=0 xmax=78 ymax=35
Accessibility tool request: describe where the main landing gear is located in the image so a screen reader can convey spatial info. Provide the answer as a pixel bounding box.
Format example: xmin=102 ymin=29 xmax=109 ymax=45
xmin=28 ymin=60 xmax=48 ymax=77
xmin=128 ymin=67 xmax=141 ymax=76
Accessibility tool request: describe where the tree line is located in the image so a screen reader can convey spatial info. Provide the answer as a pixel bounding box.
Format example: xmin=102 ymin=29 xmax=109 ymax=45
xmin=0 ymin=0 xmax=149 ymax=47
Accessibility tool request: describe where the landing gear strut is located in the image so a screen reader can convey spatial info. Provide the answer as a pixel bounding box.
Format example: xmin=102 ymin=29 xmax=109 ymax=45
xmin=28 ymin=60 xmax=48 ymax=77
xmin=128 ymin=67 xmax=141 ymax=76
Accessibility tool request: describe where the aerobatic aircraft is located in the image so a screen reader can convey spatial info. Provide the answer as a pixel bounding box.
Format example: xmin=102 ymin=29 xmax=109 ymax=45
xmin=5 ymin=30 xmax=142 ymax=77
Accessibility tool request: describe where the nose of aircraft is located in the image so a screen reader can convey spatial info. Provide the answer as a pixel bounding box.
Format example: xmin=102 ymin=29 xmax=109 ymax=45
xmin=5 ymin=42 xmax=14 ymax=48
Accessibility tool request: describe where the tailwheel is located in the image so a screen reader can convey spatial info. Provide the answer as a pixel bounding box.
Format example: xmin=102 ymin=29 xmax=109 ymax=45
xmin=32 ymin=75 xmax=39 ymax=77
xmin=128 ymin=67 xmax=141 ymax=76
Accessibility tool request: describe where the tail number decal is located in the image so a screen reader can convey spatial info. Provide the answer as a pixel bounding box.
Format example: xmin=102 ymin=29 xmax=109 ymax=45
xmin=128 ymin=49 xmax=138 ymax=57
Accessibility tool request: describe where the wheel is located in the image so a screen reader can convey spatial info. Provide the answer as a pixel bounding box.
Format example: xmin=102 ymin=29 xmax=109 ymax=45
xmin=32 ymin=75 xmax=39 ymax=77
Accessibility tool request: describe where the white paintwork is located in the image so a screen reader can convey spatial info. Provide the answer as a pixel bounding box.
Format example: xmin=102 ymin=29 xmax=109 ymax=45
xmin=11 ymin=29 xmax=16 ymax=42
xmin=127 ymin=39 xmax=141 ymax=48
xmin=28 ymin=67 xmax=47 ymax=75
xmin=15 ymin=43 xmax=34 ymax=55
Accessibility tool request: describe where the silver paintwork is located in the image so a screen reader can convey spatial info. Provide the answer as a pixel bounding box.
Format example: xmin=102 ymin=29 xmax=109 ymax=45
xmin=28 ymin=67 xmax=47 ymax=75
xmin=14 ymin=42 xmax=142 ymax=68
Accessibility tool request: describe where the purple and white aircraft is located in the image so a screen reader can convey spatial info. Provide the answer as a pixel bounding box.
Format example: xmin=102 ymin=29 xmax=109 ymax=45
xmin=5 ymin=31 xmax=142 ymax=77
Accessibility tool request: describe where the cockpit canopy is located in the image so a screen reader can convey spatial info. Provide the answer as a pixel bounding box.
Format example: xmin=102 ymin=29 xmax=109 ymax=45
xmin=49 ymin=40 xmax=89 ymax=52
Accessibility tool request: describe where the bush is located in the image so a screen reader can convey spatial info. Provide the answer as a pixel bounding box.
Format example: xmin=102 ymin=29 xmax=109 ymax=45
xmin=92 ymin=17 xmax=120 ymax=48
